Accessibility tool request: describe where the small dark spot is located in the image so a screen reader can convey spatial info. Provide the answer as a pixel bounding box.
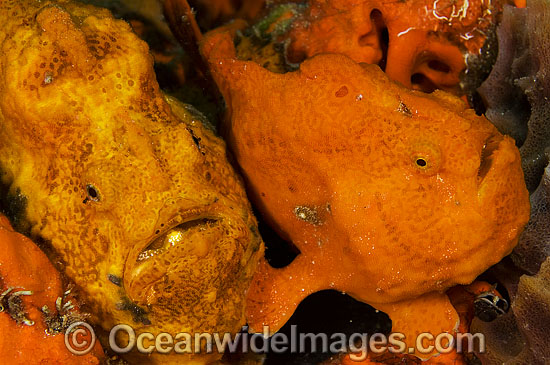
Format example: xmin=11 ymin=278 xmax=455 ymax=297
xmin=205 ymin=171 xmax=211 ymax=181
xmin=108 ymin=274 xmax=122 ymax=287
xmin=155 ymin=229 xmax=160 ymax=234
xmin=187 ymin=127 xmax=205 ymax=155
xmin=116 ymin=298 xmax=150 ymax=325
xmin=335 ymin=86 xmax=348 ymax=97
xmin=128 ymin=80 xmax=134 ymax=86
xmin=88 ymin=75 xmax=94 ymax=81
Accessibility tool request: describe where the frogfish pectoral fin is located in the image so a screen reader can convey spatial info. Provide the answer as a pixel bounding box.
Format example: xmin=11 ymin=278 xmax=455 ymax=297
xmin=374 ymin=292 xmax=460 ymax=360
xmin=245 ymin=254 xmax=330 ymax=334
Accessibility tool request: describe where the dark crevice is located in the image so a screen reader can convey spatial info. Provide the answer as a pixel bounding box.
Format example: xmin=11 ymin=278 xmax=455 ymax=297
xmin=470 ymin=91 xmax=487 ymax=116
xmin=0 ymin=177 xmax=30 ymax=236
xmin=411 ymin=73 xmax=437 ymax=93
xmin=263 ymin=290 xmax=391 ymax=364
xmin=258 ymin=213 xmax=300 ymax=268
xmin=428 ymin=59 xmax=451 ymax=73
xmin=370 ymin=9 xmax=388 ymax=71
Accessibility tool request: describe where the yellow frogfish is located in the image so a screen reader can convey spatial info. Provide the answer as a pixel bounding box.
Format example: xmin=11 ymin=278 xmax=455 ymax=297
xmin=201 ymin=30 xmax=530 ymax=358
xmin=0 ymin=1 xmax=262 ymax=363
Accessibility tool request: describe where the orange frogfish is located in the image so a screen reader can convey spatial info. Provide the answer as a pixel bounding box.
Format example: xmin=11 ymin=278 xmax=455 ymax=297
xmin=0 ymin=1 xmax=262 ymax=364
xmin=201 ymin=30 xmax=530 ymax=358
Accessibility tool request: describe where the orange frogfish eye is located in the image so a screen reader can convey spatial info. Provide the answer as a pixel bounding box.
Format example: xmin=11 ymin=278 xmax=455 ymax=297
xmin=410 ymin=141 xmax=442 ymax=173
xmin=414 ymin=156 xmax=428 ymax=168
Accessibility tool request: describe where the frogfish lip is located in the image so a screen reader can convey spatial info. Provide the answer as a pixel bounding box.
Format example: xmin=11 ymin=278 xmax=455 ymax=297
xmin=135 ymin=216 xmax=220 ymax=262
xmin=476 ymin=131 xmax=526 ymax=201
xmin=122 ymin=206 xmax=234 ymax=306
xmin=476 ymin=132 xmax=506 ymax=187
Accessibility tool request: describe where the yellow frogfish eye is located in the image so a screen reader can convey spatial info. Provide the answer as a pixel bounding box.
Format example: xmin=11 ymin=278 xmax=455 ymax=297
xmin=85 ymin=183 xmax=101 ymax=202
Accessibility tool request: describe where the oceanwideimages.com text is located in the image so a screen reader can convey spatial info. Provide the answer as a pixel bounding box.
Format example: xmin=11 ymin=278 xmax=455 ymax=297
xmin=65 ymin=322 xmax=485 ymax=360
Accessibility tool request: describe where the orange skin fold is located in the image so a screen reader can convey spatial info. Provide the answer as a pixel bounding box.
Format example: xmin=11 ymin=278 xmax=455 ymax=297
xmin=201 ymin=30 xmax=530 ymax=359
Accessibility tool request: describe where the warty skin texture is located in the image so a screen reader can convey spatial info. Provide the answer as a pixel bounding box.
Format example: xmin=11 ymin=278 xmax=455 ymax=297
xmin=0 ymin=1 xmax=263 ymax=363
xmin=201 ymin=29 xmax=530 ymax=359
